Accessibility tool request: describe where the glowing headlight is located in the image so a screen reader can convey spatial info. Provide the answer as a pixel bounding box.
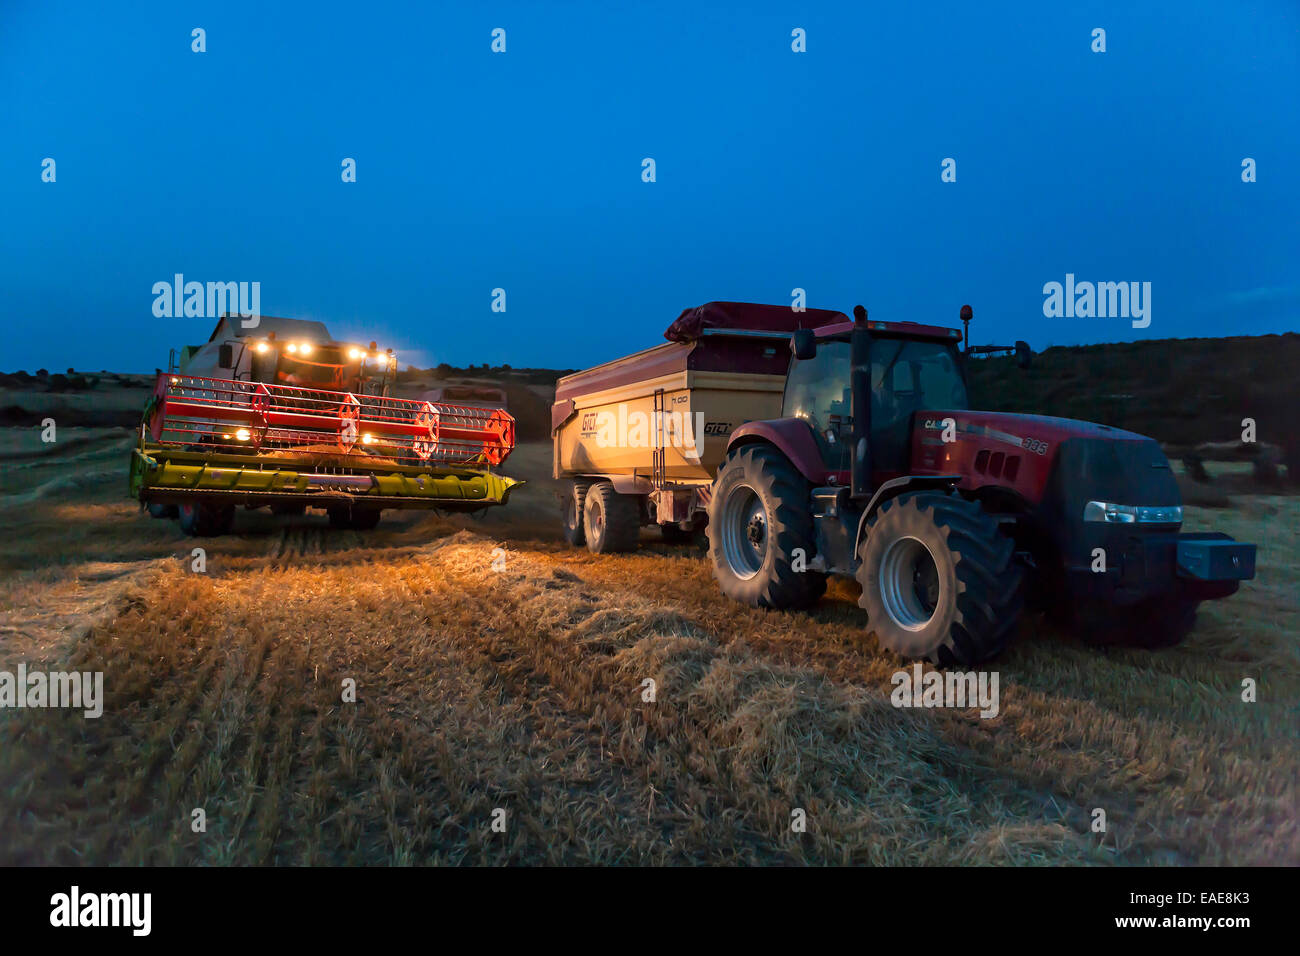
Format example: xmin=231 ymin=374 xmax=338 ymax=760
xmin=298 ymin=342 xmax=313 ymax=356
xmin=349 ymin=348 xmax=364 ymax=360
xmin=286 ymin=343 xmax=297 ymax=353
xmin=255 ymin=342 xmax=270 ymax=354
xmin=362 ymin=433 xmax=375 ymax=445
xmin=1083 ymin=502 xmax=1182 ymax=524
xmin=235 ymin=428 xmax=251 ymax=442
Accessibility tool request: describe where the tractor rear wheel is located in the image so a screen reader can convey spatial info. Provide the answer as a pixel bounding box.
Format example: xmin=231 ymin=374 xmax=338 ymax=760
xmin=178 ymin=500 xmax=235 ymax=537
xmin=582 ymin=482 xmax=640 ymax=553
xmin=560 ymin=480 xmax=590 ymax=547
xmin=856 ymin=492 xmax=1022 ymax=665
xmin=707 ymin=444 xmax=826 ymax=609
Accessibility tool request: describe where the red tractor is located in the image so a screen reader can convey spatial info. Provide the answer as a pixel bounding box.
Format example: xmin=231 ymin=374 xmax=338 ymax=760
xmin=707 ymin=304 xmax=1256 ymax=664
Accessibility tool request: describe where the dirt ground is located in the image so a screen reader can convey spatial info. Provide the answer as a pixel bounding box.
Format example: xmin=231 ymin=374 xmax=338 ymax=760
xmin=0 ymin=430 xmax=1295 ymax=865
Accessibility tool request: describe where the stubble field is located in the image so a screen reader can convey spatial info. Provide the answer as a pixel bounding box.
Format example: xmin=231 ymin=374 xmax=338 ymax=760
xmin=0 ymin=431 xmax=1295 ymax=865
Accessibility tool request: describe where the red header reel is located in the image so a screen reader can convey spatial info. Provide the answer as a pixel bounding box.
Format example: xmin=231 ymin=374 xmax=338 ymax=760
xmin=146 ymin=374 xmax=515 ymax=467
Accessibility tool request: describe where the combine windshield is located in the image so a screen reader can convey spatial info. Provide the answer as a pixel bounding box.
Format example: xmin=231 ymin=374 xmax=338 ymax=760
xmin=275 ymin=347 xmax=362 ymax=393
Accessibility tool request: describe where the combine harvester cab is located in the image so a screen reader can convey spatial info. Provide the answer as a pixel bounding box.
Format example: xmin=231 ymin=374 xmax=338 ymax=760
xmin=132 ymin=315 xmax=519 ymax=535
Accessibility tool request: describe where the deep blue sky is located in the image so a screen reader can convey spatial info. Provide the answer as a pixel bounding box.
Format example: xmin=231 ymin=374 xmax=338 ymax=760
xmin=2 ymin=0 xmax=1297 ymax=372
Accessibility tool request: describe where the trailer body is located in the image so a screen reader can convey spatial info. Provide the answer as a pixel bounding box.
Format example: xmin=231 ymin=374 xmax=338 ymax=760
xmin=552 ymin=303 xmax=845 ymax=527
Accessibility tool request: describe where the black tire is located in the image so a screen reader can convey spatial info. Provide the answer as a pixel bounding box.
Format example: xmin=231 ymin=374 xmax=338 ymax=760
xmin=561 ymin=480 xmax=589 ymax=547
xmin=660 ymin=523 xmax=695 ymax=545
xmin=856 ymin=492 xmax=1023 ymax=665
xmin=177 ymin=500 xmax=235 ymax=537
xmin=328 ymin=505 xmax=382 ymax=530
xmin=706 ymin=444 xmax=826 ymax=609
xmin=1071 ymin=594 xmax=1200 ymax=649
xmin=582 ymin=482 xmax=640 ymax=553
xmin=147 ymin=502 xmax=178 ymax=519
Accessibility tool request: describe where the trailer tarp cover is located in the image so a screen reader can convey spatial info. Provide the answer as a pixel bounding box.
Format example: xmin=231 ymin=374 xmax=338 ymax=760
xmin=664 ymin=301 xmax=849 ymax=343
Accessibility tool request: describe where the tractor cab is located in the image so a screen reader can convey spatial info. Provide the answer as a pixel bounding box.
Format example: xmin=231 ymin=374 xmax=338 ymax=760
xmin=782 ymin=314 xmax=967 ymax=480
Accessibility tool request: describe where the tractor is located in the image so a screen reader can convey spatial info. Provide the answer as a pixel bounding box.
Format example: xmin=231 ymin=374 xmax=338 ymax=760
xmin=706 ymin=304 xmax=1256 ymax=664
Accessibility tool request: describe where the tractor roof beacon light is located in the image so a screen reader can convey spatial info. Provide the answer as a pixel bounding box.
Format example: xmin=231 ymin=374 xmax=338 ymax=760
xmin=960 ymin=304 xmax=973 ymax=352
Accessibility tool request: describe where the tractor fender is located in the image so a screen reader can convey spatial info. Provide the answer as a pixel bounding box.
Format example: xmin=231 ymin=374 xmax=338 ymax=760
xmin=726 ymin=419 xmax=827 ymax=484
xmin=852 ymin=474 xmax=963 ymax=555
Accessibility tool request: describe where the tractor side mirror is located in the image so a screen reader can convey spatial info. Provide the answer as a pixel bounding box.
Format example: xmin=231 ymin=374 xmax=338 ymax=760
xmin=1014 ymin=340 xmax=1033 ymax=370
xmin=791 ymin=329 xmax=817 ymax=361
xmin=218 ymin=344 xmax=234 ymax=369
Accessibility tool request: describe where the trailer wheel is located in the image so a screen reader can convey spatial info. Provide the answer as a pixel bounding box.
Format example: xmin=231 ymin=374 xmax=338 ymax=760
xmin=560 ymin=480 xmax=590 ymax=547
xmin=660 ymin=523 xmax=696 ymax=545
xmin=328 ymin=505 xmax=382 ymax=530
xmin=178 ymin=501 xmax=235 ymax=537
xmin=856 ymin=492 xmax=1022 ymax=665
xmin=582 ymin=482 xmax=640 ymax=553
xmin=707 ymin=444 xmax=826 ymax=609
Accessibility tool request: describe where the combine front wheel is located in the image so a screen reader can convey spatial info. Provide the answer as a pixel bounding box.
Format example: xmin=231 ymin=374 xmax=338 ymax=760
xmin=328 ymin=505 xmax=382 ymax=530
xmin=857 ymin=492 xmax=1022 ymax=665
xmin=177 ymin=501 xmax=235 ymax=537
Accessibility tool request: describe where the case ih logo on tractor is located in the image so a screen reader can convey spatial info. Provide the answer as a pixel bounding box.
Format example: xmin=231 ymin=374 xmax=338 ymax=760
xmin=552 ymin=301 xmax=1256 ymax=664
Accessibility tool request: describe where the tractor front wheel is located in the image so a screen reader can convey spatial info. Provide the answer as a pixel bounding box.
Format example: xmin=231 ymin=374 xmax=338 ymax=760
xmin=707 ymin=444 xmax=826 ymax=609
xmin=1069 ymin=593 xmax=1200 ymax=649
xmin=857 ymin=492 xmax=1022 ymax=665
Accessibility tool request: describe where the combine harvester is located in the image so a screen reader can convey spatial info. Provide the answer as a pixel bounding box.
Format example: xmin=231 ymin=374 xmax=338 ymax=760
xmin=553 ymin=301 xmax=1256 ymax=663
xmin=132 ymin=315 xmax=518 ymax=535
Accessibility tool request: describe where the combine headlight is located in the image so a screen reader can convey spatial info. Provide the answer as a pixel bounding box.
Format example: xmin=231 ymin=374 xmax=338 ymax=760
xmin=362 ymin=433 xmax=375 ymax=445
xmin=298 ymin=342 xmax=313 ymax=356
xmin=255 ymin=342 xmax=270 ymax=354
xmin=235 ymin=428 xmax=251 ymax=442
xmin=1083 ymin=501 xmax=1183 ymax=524
xmin=286 ymin=343 xmax=297 ymax=353
xmin=348 ymin=348 xmax=364 ymax=360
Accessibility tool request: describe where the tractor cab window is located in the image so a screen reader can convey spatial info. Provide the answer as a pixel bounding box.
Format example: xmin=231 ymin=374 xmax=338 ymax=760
xmin=783 ymin=340 xmax=852 ymax=471
xmin=870 ymin=339 xmax=967 ymax=472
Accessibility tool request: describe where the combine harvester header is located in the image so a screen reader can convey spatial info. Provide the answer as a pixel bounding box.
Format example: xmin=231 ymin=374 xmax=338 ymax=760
xmin=131 ymin=315 xmax=519 ymax=535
